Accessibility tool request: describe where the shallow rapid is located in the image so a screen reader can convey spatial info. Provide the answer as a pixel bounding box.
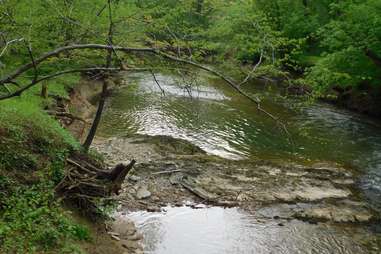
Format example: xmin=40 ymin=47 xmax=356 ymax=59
xmin=99 ymin=72 xmax=381 ymax=210
xmin=120 ymin=205 xmax=373 ymax=254
xmin=98 ymin=72 xmax=381 ymax=253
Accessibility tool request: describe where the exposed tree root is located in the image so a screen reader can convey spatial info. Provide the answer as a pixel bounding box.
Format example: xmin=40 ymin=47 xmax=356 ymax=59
xmin=55 ymin=152 xmax=136 ymax=219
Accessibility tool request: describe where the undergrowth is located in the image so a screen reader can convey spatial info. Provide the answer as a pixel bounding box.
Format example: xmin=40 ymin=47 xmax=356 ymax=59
xmin=0 ymin=76 xmax=93 ymax=253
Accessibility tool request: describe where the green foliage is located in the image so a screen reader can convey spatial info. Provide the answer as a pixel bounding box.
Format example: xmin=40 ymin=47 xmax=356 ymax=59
xmin=306 ymin=0 xmax=381 ymax=91
xmin=1 ymin=0 xmax=380 ymax=98
xmin=0 ymin=97 xmax=79 ymax=171
xmin=0 ymin=77 xmax=85 ymax=252
xmin=0 ymin=183 xmax=90 ymax=253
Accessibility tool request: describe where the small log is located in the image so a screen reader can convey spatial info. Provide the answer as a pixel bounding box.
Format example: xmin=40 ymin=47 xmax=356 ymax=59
xmin=181 ymin=178 xmax=217 ymax=201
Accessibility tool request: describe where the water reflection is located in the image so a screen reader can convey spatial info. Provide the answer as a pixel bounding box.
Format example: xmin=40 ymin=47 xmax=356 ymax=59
xmin=98 ymin=72 xmax=381 ymax=209
xmin=121 ymin=206 xmax=371 ymax=254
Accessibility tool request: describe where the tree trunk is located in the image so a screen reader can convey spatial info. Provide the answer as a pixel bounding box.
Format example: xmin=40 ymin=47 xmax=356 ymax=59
xmin=82 ymin=80 xmax=108 ymax=151
xmin=82 ymin=0 xmax=114 ymax=151
xmin=40 ymin=81 xmax=48 ymax=98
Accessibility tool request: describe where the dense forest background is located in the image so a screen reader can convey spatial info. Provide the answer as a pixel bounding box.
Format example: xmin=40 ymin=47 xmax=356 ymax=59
xmin=1 ymin=0 xmax=380 ymax=102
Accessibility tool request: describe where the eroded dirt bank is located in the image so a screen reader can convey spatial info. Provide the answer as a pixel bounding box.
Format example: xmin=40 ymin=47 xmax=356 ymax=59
xmin=60 ymin=77 xmax=144 ymax=254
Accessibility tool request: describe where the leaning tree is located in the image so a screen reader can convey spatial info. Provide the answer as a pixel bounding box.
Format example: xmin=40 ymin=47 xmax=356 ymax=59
xmin=0 ymin=0 xmax=288 ymax=214
xmin=0 ymin=0 xmax=283 ymax=151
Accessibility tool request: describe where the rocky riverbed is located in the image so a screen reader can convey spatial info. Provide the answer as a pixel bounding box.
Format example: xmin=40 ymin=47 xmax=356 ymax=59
xmin=66 ymin=74 xmax=381 ymax=253
xmin=93 ymin=134 xmax=381 ymax=253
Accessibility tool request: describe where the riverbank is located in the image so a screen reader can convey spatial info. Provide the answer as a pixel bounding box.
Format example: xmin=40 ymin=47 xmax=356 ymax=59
xmin=0 ymin=77 xmax=92 ymax=253
xmin=0 ymin=75 xmax=139 ymax=254
xmin=67 ymin=76 xmax=147 ymax=254
xmin=276 ymin=76 xmax=381 ymax=119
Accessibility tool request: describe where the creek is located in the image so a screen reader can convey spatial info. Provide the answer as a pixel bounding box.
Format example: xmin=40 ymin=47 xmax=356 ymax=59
xmin=97 ymin=72 xmax=381 ymax=253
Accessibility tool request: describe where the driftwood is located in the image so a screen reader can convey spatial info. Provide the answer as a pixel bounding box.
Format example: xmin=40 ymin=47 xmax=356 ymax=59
xmin=56 ymin=154 xmax=136 ymax=217
xmin=180 ymin=177 xmax=238 ymax=207
xmin=151 ymin=169 xmax=183 ymax=175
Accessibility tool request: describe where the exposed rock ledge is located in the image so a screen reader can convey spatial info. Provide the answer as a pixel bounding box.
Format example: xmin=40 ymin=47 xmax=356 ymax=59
xmin=93 ymin=134 xmax=378 ymax=225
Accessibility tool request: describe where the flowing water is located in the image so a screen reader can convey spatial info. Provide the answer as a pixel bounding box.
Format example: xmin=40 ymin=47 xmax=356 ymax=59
xmin=98 ymin=72 xmax=381 ymax=253
xmin=118 ymin=205 xmax=373 ymax=254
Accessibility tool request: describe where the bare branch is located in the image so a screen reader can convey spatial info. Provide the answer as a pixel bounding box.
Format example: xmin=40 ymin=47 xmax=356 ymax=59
xmin=0 ymin=38 xmax=24 ymax=58
xmin=238 ymin=50 xmax=263 ymax=87
xmin=0 ymin=44 xmax=153 ymax=84
xmin=166 ymin=25 xmax=181 ymax=57
xmin=2 ymin=83 xmax=11 ymax=94
xmin=0 ymin=43 xmax=262 ymax=108
xmin=96 ymin=4 xmax=107 ymax=16
xmin=0 ymin=43 xmax=288 ymax=136
xmin=0 ymin=67 xmax=150 ymax=100
xmin=26 ymin=42 xmax=38 ymax=82
xmin=150 ymin=70 xmax=165 ymax=96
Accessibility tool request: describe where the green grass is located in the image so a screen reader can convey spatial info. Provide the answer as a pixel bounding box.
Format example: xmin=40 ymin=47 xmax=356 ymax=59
xmin=0 ymin=75 xmax=93 ymax=253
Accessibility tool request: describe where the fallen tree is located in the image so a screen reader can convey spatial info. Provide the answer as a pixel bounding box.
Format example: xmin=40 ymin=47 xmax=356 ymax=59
xmin=0 ymin=43 xmax=284 ymax=128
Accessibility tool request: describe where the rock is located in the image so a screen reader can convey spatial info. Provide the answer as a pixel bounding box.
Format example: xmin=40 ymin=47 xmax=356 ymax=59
xmin=129 ymin=232 xmax=143 ymax=241
xmin=295 ymin=205 xmax=374 ymax=223
xmin=332 ymin=179 xmax=355 ymax=185
xmin=267 ymin=168 xmax=281 ymax=176
xmin=297 ymin=187 xmax=351 ymax=201
xmin=147 ymin=205 xmax=160 ymax=212
xmin=174 ymin=201 xmax=183 ymax=207
xmin=310 ymin=162 xmax=352 ymax=177
xmin=285 ymin=172 xmax=307 ymax=177
xmin=274 ymin=186 xmax=351 ymax=202
xmin=112 ymin=218 xmax=137 ymax=238
xmin=136 ymin=186 xmax=151 ymax=199
xmin=236 ymin=193 xmax=250 ymax=202
xmin=192 ymin=204 xmax=206 ymax=209
xmin=169 ymin=173 xmax=183 ymax=185
xmin=354 ymin=213 xmax=373 ymax=222
xmin=121 ymin=240 xmax=140 ymax=250
xmin=129 ymin=175 xmax=141 ymax=182
xmin=161 ymin=162 xmax=177 ymax=171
